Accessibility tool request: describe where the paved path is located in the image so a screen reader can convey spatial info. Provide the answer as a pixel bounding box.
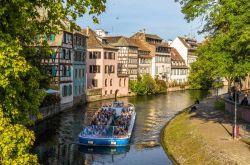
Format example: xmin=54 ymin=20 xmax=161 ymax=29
xmin=191 ymin=97 xmax=250 ymax=165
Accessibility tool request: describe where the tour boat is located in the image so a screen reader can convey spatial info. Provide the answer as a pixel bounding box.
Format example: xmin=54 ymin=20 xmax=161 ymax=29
xmin=78 ymin=102 xmax=136 ymax=146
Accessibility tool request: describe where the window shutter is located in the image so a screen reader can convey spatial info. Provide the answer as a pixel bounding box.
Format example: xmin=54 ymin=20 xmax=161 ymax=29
xmin=52 ymin=66 xmax=56 ymax=77
xmin=52 ymin=49 xmax=56 ymax=62
xmin=51 ymin=34 xmax=55 ymax=42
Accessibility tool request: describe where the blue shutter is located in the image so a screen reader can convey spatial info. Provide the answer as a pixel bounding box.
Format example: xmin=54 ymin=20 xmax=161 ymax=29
xmin=51 ymin=34 xmax=55 ymax=43
xmin=52 ymin=66 xmax=56 ymax=77
xmin=52 ymin=49 xmax=56 ymax=62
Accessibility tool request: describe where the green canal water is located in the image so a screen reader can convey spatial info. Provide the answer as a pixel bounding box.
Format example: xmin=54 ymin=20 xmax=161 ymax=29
xmin=34 ymin=87 xmax=227 ymax=165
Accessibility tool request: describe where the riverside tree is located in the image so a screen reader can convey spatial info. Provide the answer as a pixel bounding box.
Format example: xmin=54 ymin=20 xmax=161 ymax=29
xmin=0 ymin=0 xmax=106 ymax=163
xmin=176 ymin=0 xmax=250 ymax=89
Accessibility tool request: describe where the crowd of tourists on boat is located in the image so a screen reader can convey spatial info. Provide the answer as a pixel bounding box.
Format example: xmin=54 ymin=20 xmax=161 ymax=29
xmin=81 ymin=103 xmax=134 ymax=137
xmin=113 ymin=108 xmax=133 ymax=136
xmin=91 ymin=106 xmax=114 ymax=125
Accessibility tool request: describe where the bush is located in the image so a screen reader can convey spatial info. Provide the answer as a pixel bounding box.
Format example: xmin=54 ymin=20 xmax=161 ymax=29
xmin=156 ymin=79 xmax=168 ymax=93
xmin=40 ymin=94 xmax=60 ymax=107
xmin=129 ymin=74 xmax=167 ymax=95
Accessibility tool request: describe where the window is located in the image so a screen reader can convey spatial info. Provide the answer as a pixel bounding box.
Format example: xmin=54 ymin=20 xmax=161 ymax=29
xmin=62 ymin=65 xmax=67 ymax=76
xmin=79 ymin=69 xmax=81 ymax=78
xmin=119 ymin=78 xmax=121 ymax=87
xmin=67 ymin=66 xmax=71 ymax=77
xmin=92 ymin=79 xmax=98 ymax=87
xmin=82 ymin=52 xmax=86 ymax=62
xmin=74 ymin=69 xmax=77 ymax=78
xmin=105 ymin=90 xmax=107 ymax=95
xmin=110 ymin=65 xmax=115 ymax=73
xmin=61 ymin=49 xmax=66 ymax=59
xmin=82 ymin=69 xmax=85 ymax=77
xmin=110 ymin=79 xmax=112 ymax=86
xmin=74 ymin=86 xmax=77 ymax=95
xmin=89 ymin=65 xmax=100 ymax=73
xmin=68 ymin=50 xmax=71 ymax=60
xmin=105 ymin=65 xmax=109 ymax=73
xmin=63 ymin=85 xmax=67 ymax=97
xmin=69 ymin=85 xmax=72 ymax=96
xmin=110 ymin=90 xmax=112 ymax=94
xmin=63 ymin=33 xmax=67 ymax=43
xmin=104 ymin=52 xmax=108 ymax=59
xmin=89 ymin=51 xmax=101 ymax=59
xmin=105 ymin=79 xmax=107 ymax=87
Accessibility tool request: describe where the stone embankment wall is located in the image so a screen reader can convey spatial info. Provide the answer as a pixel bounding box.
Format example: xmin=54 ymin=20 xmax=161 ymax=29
xmin=224 ymin=99 xmax=250 ymax=123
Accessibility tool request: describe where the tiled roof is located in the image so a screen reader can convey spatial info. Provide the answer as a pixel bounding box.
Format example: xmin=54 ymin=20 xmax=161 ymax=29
xmin=131 ymin=32 xmax=163 ymax=41
xmin=106 ymin=36 xmax=138 ymax=47
xmin=178 ymin=37 xmax=199 ymax=49
xmin=145 ymin=34 xmax=163 ymax=40
xmin=82 ymin=28 xmax=117 ymax=49
xmin=73 ymin=30 xmax=88 ymax=37
xmin=104 ymin=36 xmax=123 ymax=44
xmin=131 ymin=39 xmax=151 ymax=52
xmin=171 ymin=48 xmax=185 ymax=62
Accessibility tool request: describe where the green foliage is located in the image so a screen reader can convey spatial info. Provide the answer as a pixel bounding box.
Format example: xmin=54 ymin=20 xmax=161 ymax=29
xmin=129 ymin=74 xmax=167 ymax=95
xmin=0 ymin=109 xmax=38 ymax=164
xmin=155 ymin=79 xmax=168 ymax=93
xmin=178 ymin=0 xmax=250 ymax=89
xmin=0 ymin=40 xmax=46 ymax=125
xmin=0 ymin=0 xmax=107 ymax=163
xmin=40 ymin=94 xmax=61 ymax=107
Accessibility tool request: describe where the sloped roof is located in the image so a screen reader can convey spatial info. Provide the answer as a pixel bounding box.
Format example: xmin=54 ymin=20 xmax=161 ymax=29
xmin=112 ymin=37 xmax=138 ymax=47
xmin=131 ymin=32 xmax=163 ymax=41
xmin=145 ymin=33 xmax=163 ymax=40
xmin=178 ymin=37 xmax=199 ymax=49
xmin=82 ymin=28 xmax=117 ymax=49
xmin=171 ymin=48 xmax=185 ymax=62
xmin=131 ymin=39 xmax=150 ymax=52
xmin=104 ymin=36 xmax=123 ymax=44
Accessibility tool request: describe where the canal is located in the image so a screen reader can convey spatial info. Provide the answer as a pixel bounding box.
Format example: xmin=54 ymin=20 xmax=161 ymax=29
xmin=34 ymin=88 xmax=227 ymax=165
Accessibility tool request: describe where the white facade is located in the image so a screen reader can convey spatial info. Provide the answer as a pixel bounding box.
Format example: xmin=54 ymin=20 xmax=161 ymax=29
xmin=152 ymin=55 xmax=171 ymax=80
xmin=170 ymin=68 xmax=188 ymax=83
xmin=171 ymin=38 xmax=188 ymax=64
xmin=171 ymin=37 xmax=198 ymax=68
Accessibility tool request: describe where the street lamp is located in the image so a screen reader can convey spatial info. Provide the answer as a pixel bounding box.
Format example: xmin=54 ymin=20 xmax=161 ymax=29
xmin=233 ymin=77 xmax=240 ymax=139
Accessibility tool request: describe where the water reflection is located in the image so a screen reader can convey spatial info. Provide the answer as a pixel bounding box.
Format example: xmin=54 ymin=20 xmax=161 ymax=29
xmin=34 ymin=88 xmax=228 ymax=165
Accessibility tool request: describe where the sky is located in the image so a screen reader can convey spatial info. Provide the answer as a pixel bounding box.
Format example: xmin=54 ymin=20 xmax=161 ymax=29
xmin=76 ymin=0 xmax=204 ymax=41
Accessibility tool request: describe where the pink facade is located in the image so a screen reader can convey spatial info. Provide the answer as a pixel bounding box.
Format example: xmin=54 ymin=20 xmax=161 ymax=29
xmin=86 ymin=48 xmax=128 ymax=97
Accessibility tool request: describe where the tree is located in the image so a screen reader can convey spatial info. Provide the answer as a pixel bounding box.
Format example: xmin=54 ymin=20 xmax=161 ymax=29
xmin=176 ymin=0 xmax=250 ymax=90
xmin=0 ymin=108 xmax=38 ymax=164
xmin=0 ymin=0 xmax=107 ymax=163
xmin=129 ymin=74 xmax=164 ymax=95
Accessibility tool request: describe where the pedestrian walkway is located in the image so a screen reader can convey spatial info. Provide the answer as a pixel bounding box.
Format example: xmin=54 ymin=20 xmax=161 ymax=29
xmin=191 ymin=97 xmax=250 ymax=164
